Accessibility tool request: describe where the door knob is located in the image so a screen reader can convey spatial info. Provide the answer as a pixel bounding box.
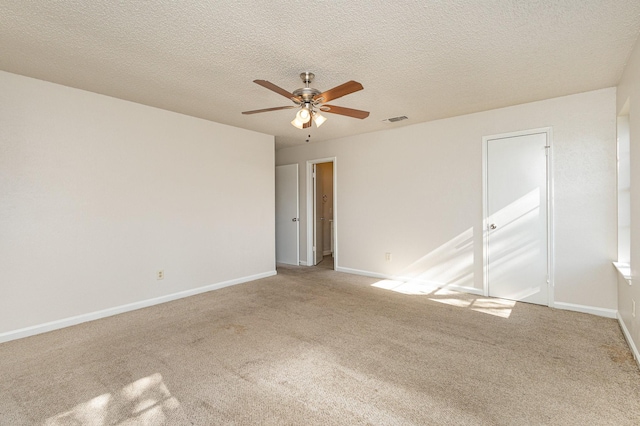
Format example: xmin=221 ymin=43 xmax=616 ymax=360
xmin=292 ymin=218 xmax=298 ymax=222
xmin=489 ymin=223 xmax=497 ymax=230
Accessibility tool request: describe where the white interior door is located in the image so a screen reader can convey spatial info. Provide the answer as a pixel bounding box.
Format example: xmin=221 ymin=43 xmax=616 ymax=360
xmin=487 ymin=132 xmax=549 ymax=305
xmin=313 ymin=164 xmax=324 ymax=265
xmin=275 ymin=164 xmax=299 ymax=265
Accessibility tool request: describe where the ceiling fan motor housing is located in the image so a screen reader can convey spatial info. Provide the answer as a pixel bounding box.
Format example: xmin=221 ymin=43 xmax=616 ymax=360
xmin=292 ymin=87 xmax=321 ymax=102
xmin=301 ymin=72 xmax=314 ymax=84
xmin=293 ymin=72 xmax=322 ymax=105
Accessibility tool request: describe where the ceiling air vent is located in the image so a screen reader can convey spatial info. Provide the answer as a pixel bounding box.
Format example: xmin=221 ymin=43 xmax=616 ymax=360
xmin=385 ymin=115 xmax=408 ymax=123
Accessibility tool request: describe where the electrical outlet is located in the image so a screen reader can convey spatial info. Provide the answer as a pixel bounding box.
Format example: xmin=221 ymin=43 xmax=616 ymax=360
xmin=157 ymin=270 xmax=164 ymax=280
xmin=633 ymin=299 xmax=636 ymax=318
xmin=385 ymin=252 xmax=392 ymax=261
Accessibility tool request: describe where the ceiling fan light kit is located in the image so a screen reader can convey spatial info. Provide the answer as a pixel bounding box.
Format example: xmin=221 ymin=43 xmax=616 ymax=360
xmin=242 ymin=72 xmax=370 ymax=129
xmin=291 ymin=106 xmax=310 ymax=129
xmin=312 ymin=111 xmax=327 ymax=127
xmin=296 ymin=108 xmax=310 ymax=122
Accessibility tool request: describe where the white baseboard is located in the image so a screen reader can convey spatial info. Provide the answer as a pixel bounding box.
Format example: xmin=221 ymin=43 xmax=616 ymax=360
xmin=336 ymin=266 xmax=386 ymax=279
xmin=0 ymin=270 xmax=277 ymax=344
xmin=554 ymin=302 xmax=617 ymax=319
xmin=323 ymin=250 xmax=332 ymax=256
xmin=299 ymin=260 xmax=308 ymax=266
xmin=617 ymin=313 xmax=640 ymax=370
xmin=335 ymin=266 xmax=483 ymax=296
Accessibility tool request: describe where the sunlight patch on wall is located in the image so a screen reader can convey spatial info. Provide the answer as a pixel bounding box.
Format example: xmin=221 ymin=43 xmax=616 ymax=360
xmin=369 ymin=225 xmax=517 ymax=318
xmin=44 ymin=373 xmax=183 ymax=425
xmin=397 ymin=227 xmax=474 ymax=290
xmin=373 ymin=227 xmax=474 ymax=294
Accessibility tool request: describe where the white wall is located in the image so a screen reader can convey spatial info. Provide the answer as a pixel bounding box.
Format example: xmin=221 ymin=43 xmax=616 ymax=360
xmin=277 ymin=88 xmax=617 ymax=313
xmin=0 ymin=71 xmax=275 ymax=338
xmin=616 ymin=36 xmax=640 ymax=358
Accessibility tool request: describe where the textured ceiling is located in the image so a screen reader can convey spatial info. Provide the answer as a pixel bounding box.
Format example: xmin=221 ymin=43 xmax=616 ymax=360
xmin=1 ymin=1 xmax=639 ymax=149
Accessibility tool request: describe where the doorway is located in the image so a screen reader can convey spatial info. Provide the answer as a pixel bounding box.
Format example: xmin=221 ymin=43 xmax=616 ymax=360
xmin=307 ymin=158 xmax=336 ymax=269
xmin=482 ymin=129 xmax=553 ymax=306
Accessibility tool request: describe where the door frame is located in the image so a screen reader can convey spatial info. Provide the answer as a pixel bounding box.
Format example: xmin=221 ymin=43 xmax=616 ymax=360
xmin=306 ymin=157 xmax=337 ymax=269
xmin=481 ymin=127 xmax=555 ymax=307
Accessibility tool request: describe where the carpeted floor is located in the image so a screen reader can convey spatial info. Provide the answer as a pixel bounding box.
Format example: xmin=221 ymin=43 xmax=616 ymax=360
xmin=315 ymin=254 xmax=334 ymax=270
xmin=1 ymin=263 xmax=639 ymax=425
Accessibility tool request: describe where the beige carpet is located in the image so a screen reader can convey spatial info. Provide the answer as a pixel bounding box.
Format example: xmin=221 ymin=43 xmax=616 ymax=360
xmin=315 ymin=254 xmax=334 ymax=270
xmin=1 ymin=264 xmax=639 ymax=425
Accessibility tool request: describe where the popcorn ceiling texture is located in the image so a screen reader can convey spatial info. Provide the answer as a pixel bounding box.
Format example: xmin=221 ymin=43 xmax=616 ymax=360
xmin=0 ymin=1 xmax=639 ymax=148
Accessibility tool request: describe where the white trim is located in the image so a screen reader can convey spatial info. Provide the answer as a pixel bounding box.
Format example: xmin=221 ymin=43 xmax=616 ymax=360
xmin=554 ymin=302 xmax=617 ymax=319
xmin=547 ymin=127 xmax=555 ymax=307
xmin=335 ymin=266 xmax=483 ymax=296
xmin=299 ymin=260 xmax=308 ymax=266
xmin=323 ymin=250 xmax=332 ymax=256
xmin=306 ymin=157 xmax=337 ymax=270
xmin=617 ymin=312 xmax=640 ymax=369
xmin=312 ymin=163 xmax=318 ymax=265
xmin=482 ymin=138 xmax=489 ymax=296
xmin=335 ymin=266 xmax=387 ymax=279
xmin=482 ymin=127 xmax=555 ymax=307
xmin=0 ymin=270 xmax=277 ymax=344
xmin=613 ymin=262 xmax=632 ymax=282
xmin=333 ymin=159 xmax=338 ymax=269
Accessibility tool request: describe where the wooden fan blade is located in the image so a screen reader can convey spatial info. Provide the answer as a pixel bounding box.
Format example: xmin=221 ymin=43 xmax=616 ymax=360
xmin=242 ymin=106 xmax=296 ymax=115
xmin=322 ymin=105 xmax=370 ymax=119
xmin=314 ymin=80 xmax=363 ymax=103
xmin=254 ymin=80 xmax=296 ymax=99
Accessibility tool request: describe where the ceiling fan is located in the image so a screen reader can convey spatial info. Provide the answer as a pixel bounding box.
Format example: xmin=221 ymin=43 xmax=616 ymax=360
xmin=242 ymin=72 xmax=370 ymax=129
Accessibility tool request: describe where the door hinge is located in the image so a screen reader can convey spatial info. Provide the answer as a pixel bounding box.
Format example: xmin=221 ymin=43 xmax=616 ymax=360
xmin=312 ymin=246 xmax=316 ymax=252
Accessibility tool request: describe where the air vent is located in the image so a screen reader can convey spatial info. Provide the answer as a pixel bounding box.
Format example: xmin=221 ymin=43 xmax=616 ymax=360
xmin=385 ymin=116 xmax=408 ymax=123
